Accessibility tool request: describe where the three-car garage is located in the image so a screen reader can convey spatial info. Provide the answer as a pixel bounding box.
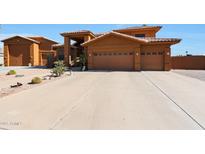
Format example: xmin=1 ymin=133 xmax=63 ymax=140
xmin=81 ymin=31 xmax=180 ymax=71
xmin=91 ymin=50 xmax=164 ymax=71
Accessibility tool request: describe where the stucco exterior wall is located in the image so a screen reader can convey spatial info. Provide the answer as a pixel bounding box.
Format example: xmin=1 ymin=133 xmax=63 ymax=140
xmin=172 ymin=56 xmax=205 ymax=70
xmin=30 ymin=37 xmax=56 ymax=51
xmin=87 ymin=35 xmax=140 ymax=70
xmin=115 ymin=29 xmax=157 ymax=37
xmin=87 ymin=36 xmax=172 ymax=71
xmin=30 ymin=43 xmax=39 ymax=66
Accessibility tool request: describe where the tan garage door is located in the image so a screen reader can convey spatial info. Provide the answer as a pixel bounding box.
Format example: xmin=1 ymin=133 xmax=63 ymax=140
xmin=9 ymin=44 xmax=30 ymax=66
xmin=141 ymin=51 xmax=164 ymax=71
xmin=92 ymin=52 xmax=133 ymax=70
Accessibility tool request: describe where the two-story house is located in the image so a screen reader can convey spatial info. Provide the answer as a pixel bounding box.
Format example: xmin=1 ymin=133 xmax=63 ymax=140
xmin=61 ymin=26 xmax=181 ymax=71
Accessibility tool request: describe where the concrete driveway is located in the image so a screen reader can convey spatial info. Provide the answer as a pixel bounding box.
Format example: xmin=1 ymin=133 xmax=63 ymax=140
xmin=0 ymin=71 xmax=204 ymax=130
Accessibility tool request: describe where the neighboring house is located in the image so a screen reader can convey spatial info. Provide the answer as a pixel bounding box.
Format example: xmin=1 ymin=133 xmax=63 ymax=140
xmin=0 ymin=47 xmax=3 ymax=65
xmin=1 ymin=36 xmax=58 ymax=67
xmin=61 ymin=26 xmax=181 ymax=71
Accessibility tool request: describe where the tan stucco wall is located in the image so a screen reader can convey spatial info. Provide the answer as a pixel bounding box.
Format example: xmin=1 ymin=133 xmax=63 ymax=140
xmin=86 ymin=35 xmax=172 ymax=71
xmin=30 ymin=43 xmax=40 ymax=66
xmin=87 ymin=35 xmax=140 ymax=70
xmin=3 ymin=44 xmax=9 ymax=66
xmin=115 ymin=29 xmax=157 ymax=37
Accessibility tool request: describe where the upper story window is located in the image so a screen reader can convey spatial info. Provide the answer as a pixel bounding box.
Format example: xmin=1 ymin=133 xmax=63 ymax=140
xmin=135 ymin=34 xmax=145 ymax=38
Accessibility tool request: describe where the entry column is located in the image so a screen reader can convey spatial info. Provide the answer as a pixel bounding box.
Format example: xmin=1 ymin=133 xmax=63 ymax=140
xmin=164 ymin=46 xmax=171 ymax=71
xmin=134 ymin=47 xmax=141 ymax=71
xmin=64 ymin=36 xmax=71 ymax=66
xmin=4 ymin=44 xmax=9 ymax=66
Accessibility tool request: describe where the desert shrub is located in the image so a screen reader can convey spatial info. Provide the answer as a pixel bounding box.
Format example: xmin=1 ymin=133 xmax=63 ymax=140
xmin=51 ymin=60 xmax=65 ymax=77
xmin=79 ymin=53 xmax=87 ymax=66
xmin=7 ymin=70 xmax=16 ymax=75
xmin=31 ymin=77 xmax=42 ymax=84
xmin=79 ymin=53 xmax=87 ymax=71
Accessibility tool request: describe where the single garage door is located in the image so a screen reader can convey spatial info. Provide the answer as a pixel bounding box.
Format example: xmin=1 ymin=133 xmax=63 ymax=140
xmin=9 ymin=44 xmax=30 ymax=66
xmin=92 ymin=51 xmax=133 ymax=70
xmin=141 ymin=51 xmax=164 ymax=71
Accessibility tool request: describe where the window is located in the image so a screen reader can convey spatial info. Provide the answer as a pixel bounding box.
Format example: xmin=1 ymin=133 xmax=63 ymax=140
xmin=129 ymin=52 xmax=133 ymax=55
xmin=158 ymin=52 xmax=163 ymax=55
xmin=141 ymin=52 xmax=145 ymax=55
xmin=93 ymin=53 xmax=97 ymax=56
xmin=135 ymin=34 xmax=145 ymax=38
xmin=152 ymin=52 xmax=157 ymax=55
xmin=147 ymin=52 xmax=151 ymax=55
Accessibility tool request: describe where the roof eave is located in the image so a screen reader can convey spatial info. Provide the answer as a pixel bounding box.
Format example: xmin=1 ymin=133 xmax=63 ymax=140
xmin=1 ymin=36 xmax=40 ymax=44
xmin=113 ymin=26 xmax=162 ymax=32
xmin=60 ymin=31 xmax=96 ymax=38
xmin=82 ymin=32 xmax=148 ymax=47
xmin=148 ymin=40 xmax=181 ymax=45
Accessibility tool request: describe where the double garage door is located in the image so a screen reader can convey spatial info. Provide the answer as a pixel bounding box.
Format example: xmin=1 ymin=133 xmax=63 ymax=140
xmin=92 ymin=51 xmax=164 ymax=71
xmin=92 ymin=51 xmax=133 ymax=71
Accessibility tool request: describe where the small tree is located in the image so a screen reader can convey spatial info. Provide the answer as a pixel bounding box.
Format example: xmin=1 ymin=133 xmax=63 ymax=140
xmin=51 ymin=60 xmax=65 ymax=77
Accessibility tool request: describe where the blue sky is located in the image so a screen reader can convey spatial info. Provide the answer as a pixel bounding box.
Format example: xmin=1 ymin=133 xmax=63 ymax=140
xmin=0 ymin=24 xmax=205 ymax=56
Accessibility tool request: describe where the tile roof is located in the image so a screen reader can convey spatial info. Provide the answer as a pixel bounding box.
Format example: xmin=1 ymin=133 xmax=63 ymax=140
xmin=82 ymin=31 xmax=181 ymax=46
xmin=94 ymin=33 xmax=106 ymax=37
xmin=143 ymin=37 xmax=181 ymax=43
xmin=60 ymin=30 xmax=95 ymax=37
xmin=52 ymin=44 xmax=77 ymax=49
xmin=28 ymin=36 xmax=58 ymax=44
xmin=82 ymin=31 xmax=148 ymax=46
xmin=113 ymin=25 xmax=162 ymax=31
xmin=1 ymin=35 xmax=40 ymax=44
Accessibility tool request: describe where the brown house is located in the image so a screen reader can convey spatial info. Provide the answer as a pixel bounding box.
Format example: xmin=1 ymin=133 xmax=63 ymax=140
xmin=1 ymin=36 xmax=58 ymax=67
xmin=61 ymin=26 xmax=181 ymax=71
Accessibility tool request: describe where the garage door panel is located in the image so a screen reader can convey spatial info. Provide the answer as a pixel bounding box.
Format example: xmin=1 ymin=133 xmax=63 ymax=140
xmin=141 ymin=52 xmax=164 ymax=71
xmin=93 ymin=52 xmax=133 ymax=70
xmin=9 ymin=44 xmax=30 ymax=66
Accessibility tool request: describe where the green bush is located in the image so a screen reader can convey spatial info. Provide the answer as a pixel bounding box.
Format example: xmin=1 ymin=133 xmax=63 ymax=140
xmin=31 ymin=77 xmax=42 ymax=84
xmin=79 ymin=53 xmax=87 ymax=66
xmin=51 ymin=60 xmax=65 ymax=77
xmin=7 ymin=70 xmax=16 ymax=75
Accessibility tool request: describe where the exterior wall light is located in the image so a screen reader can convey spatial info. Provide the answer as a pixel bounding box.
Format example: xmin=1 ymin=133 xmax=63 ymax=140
xmin=89 ymin=54 xmax=92 ymax=57
xmin=167 ymin=52 xmax=170 ymax=56
xmin=136 ymin=52 xmax=139 ymax=56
